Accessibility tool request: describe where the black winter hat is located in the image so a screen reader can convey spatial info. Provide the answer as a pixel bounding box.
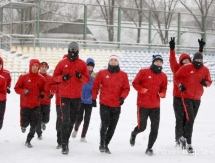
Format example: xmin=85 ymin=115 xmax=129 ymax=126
xmin=193 ymin=52 xmax=203 ymax=61
xmin=152 ymin=55 xmax=163 ymax=63
xmin=87 ymin=62 xmax=95 ymax=67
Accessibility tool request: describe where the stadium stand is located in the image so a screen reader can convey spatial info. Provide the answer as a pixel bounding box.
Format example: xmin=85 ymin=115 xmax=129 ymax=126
xmin=0 ymin=47 xmax=215 ymax=84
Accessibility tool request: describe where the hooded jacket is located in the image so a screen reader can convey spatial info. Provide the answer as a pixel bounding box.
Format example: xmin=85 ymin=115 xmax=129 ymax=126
xmin=0 ymin=57 xmax=12 ymax=88
xmin=175 ymin=63 xmax=212 ymax=100
xmin=169 ymin=50 xmax=191 ymax=97
xmin=81 ymin=58 xmax=96 ymax=104
xmin=14 ymin=59 xmax=46 ymax=108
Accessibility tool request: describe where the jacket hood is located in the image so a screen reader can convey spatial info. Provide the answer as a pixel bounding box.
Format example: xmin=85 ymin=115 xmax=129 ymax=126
xmin=29 ymin=59 xmax=40 ymax=73
xmin=179 ymin=53 xmax=191 ymax=65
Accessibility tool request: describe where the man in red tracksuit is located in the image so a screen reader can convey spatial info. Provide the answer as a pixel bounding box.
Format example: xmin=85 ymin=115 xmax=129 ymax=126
xmin=53 ymin=42 xmax=90 ymax=155
xmin=55 ymin=54 xmax=68 ymax=149
xmin=36 ymin=62 xmax=56 ymax=140
xmin=14 ymin=59 xmax=46 ymax=148
xmin=130 ymin=55 xmax=167 ymax=156
xmin=175 ymin=52 xmax=212 ymax=153
xmin=92 ymin=54 xmax=130 ymax=154
xmin=169 ymin=37 xmax=191 ymax=145
xmin=169 ymin=37 xmax=206 ymax=146
xmin=0 ymin=57 xmax=12 ymax=130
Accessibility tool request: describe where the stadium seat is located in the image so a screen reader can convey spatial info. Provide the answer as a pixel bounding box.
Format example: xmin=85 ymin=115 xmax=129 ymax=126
xmin=10 ymin=46 xmax=17 ymax=53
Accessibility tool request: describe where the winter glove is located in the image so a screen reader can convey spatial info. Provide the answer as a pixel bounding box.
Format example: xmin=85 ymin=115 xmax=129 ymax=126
xmin=200 ymin=79 xmax=207 ymax=87
xmin=169 ymin=37 xmax=175 ymax=50
xmin=198 ymin=38 xmax=206 ymax=52
xmin=92 ymin=99 xmax=97 ymax=107
xmin=62 ymin=73 xmax=71 ymax=81
xmin=159 ymin=93 xmax=166 ymax=98
xmin=39 ymin=94 xmax=44 ymax=99
xmin=24 ymin=89 xmax=30 ymax=95
xmin=119 ymin=97 xmax=124 ymax=106
xmin=7 ymin=87 xmax=11 ymax=94
xmin=178 ymin=83 xmax=186 ymax=92
xmin=49 ymin=94 xmax=54 ymax=99
xmin=75 ymin=71 xmax=82 ymax=79
xmin=140 ymin=88 xmax=148 ymax=94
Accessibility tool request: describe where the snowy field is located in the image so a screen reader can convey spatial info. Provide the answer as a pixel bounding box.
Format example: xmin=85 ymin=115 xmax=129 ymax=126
xmin=1 ymin=82 xmax=215 ymax=163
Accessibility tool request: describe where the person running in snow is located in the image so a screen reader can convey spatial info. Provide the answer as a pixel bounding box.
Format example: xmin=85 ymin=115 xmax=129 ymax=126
xmin=53 ymin=42 xmax=90 ymax=155
xmin=0 ymin=74 xmax=7 ymax=130
xmin=72 ymin=58 xmax=96 ymax=142
xmin=169 ymin=37 xmax=191 ymax=145
xmin=92 ymin=54 xmax=130 ymax=154
xmin=175 ymin=51 xmax=212 ymax=154
xmin=36 ymin=62 xmax=56 ymax=140
xmin=14 ymin=59 xmax=45 ymax=148
xmin=55 ymin=54 xmax=68 ymax=149
xmin=130 ymin=55 xmax=167 ymax=156
xmin=0 ymin=57 xmax=12 ymax=130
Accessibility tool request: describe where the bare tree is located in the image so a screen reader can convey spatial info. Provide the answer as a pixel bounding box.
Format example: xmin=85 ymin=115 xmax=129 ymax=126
xmin=141 ymin=0 xmax=179 ymax=44
xmin=96 ymin=0 xmax=115 ymax=42
xmin=179 ymin=0 xmax=215 ymax=38
xmin=116 ymin=0 xmax=145 ymax=43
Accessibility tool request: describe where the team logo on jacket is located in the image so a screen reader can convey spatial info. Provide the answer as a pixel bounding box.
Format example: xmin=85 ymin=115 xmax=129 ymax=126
xmin=105 ymin=75 xmax=109 ymax=78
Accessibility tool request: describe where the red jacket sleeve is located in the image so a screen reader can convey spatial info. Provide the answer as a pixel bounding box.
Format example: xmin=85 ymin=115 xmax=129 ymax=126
xmin=14 ymin=75 xmax=26 ymax=95
xmin=169 ymin=50 xmax=180 ymax=74
xmin=159 ymin=74 xmax=168 ymax=95
xmin=132 ymin=70 xmax=144 ymax=93
xmin=120 ymin=73 xmax=130 ymax=99
xmin=92 ymin=71 xmax=101 ymax=100
xmin=49 ymin=77 xmax=57 ymax=95
xmin=79 ymin=62 xmax=90 ymax=84
xmin=53 ymin=61 xmax=64 ymax=83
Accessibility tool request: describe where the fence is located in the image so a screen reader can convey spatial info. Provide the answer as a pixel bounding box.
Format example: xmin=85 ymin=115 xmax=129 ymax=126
xmin=1 ymin=1 xmax=215 ymax=54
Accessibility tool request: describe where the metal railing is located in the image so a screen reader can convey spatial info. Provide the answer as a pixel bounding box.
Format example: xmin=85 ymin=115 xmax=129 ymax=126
xmin=0 ymin=32 xmax=12 ymax=50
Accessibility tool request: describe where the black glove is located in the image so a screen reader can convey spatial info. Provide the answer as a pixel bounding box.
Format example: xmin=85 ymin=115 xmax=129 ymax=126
xmin=200 ymin=79 xmax=207 ymax=87
xmin=169 ymin=37 xmax=175 ymax=50
xmin=75 ymin=71 xmax=82 ymax=79
xmin=198 ymin=38 xmax=206 ymax=52
xmin=92 ymin=100 xmax=97 ymax=107
xmin=62 ymin=73 xmax=71 ymax=81
xmin=7 ymin=87 xmax=11 ymax=94
xmin=119 ymin=97 xmax=124 ymax=106
xmin=49 ymin=94 xmax=54 ymax=99
xmin=178 ymin=83 xmax=186 ymax=92
xmin=24 ymin=89 xmax=30 ymax=95
xmin=39 ymin=94 xmax=44 ymax=99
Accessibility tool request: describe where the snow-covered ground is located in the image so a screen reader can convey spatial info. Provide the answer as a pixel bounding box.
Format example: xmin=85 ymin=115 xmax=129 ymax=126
xmin=1 ymin=83 xmax=215 ymax=163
